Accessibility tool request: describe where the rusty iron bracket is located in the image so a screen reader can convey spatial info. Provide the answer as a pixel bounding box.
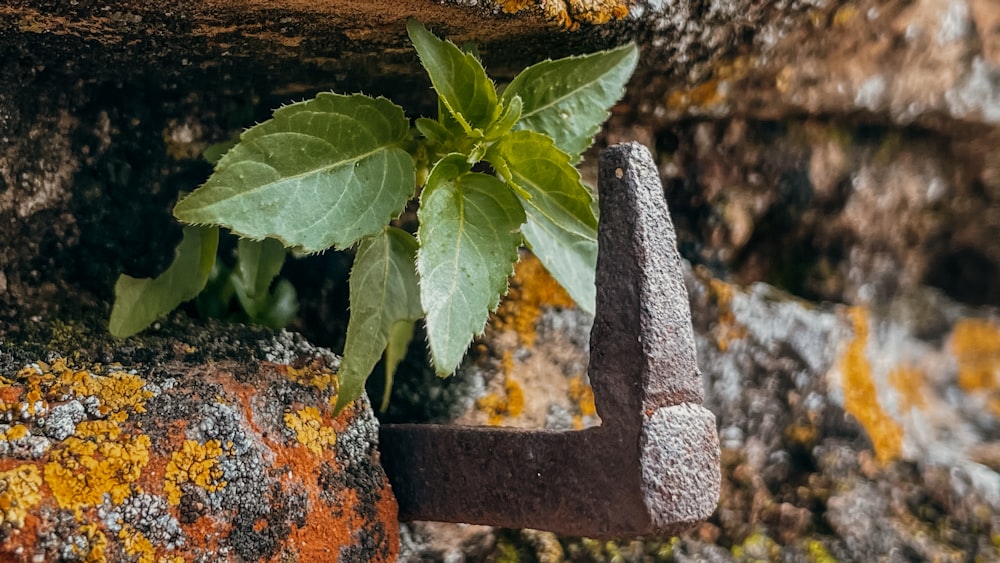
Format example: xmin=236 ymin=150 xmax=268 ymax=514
xmin=379 ymin=142 xmax=721 ymax=538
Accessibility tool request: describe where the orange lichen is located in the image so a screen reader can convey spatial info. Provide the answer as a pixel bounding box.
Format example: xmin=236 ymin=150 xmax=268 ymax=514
xmin=950 ymin=318 xmax=1000 ymax=416
xmin=568 ymin=374 xmax=596 ymax=429
xmin=476 ymin=352 xmax=525 ymax=425
xmin=839 ymin=307 xmax=903 ymax=464
xmin=0 ymin=464 xmax=43 ymax=528
xmin=77 ymin=523 xmax=109 ymax=563
xmin=664 ymin=56 xmax=751 ymax=112
xmin=707 ymin=278 xmax=747 ymax=352
xmin=2 ymin=423 xmax=29 ymax=441
xmin=284 ymin=407 xmax=338 ymax=456
xmin=163 ymin=439 xmax=227 ymax=505
xmin=44 ymin=432 xmax=152 ymax=513
xmin=499 ymin=0 xmax=630 ymax=29
xmin=888 ymin=366 xmax=928 ymax=412
xmin=784 ymin=422 xmax=818 ymax=447
xmin=494 ymin=254 xmax=576 ymax=347
xmin=950 ymin=319 xmax=1000 ymax=391
xmin=499 ymin=0 xmax=533 ymax=13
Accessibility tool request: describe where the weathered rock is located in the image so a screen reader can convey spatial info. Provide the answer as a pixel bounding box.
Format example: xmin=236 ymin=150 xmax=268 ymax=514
xmin=4 ymin=0 xmax=1000 ymax=560
xmin=0 ymin=319 xmax=397 ymax=562
xmin=648 ymin=117 xmax=1000 ymax=311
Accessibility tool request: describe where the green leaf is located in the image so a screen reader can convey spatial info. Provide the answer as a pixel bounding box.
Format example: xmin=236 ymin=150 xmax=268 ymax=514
xmin=203 ymin=136 xmax=239 ymax=165
xmin=381 ymin=320 xmax=415 ymax=412
xmin=232 ymin=237 xmax=286 ymax=318
xmin=336 ymin=227 xmax=423 ymax=414
xmin=110 ymin=226 xmax=220 ymax=338
xmin=174 ymin=93 xmax=415 ymax=253
xmin=502 ymin=43 xmax=638 ymax=161
xmin=485 ymin=94 xmax=522 ymax=141
xmin=407 ymin=19 xmax=500 ymax=133
xmin=488 ymin=130 xmax=597 ymax=313
xmin=255 ymin=279 xmax=299 ymax=329
xmin=415 ymin=117 xmax=452 ymax=145
xmin=417 ymin=162 xmax=525 ymax=376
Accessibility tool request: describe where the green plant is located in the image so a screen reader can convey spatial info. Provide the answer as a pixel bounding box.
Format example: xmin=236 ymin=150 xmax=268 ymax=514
xmin=110 ymin=19 xmax=638 ymax=413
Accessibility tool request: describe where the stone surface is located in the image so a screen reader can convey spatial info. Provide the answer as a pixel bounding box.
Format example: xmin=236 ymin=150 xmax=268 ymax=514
xmin=0 ymin=319 xmax=397 ymax=562
xmin=4 ymin=0 xmax=1000 ymax=559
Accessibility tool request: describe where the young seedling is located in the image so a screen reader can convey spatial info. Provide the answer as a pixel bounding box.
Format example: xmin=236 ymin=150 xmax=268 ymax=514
xmin=109 ymin=19 xmax=638 ymax=413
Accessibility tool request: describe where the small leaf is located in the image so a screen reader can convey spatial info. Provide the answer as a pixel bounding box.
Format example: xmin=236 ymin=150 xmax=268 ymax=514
xmin=110 ymin=226 xmax=220 ymax=338
xmin=174 ymin=93 xmax=415 ymax=254
xmin=488 ymin=130 xmax=597 ymax=313
xmin=418 ymin=164 xmax=525 ymax=376
xmin=336 ymin=227 xmax=423 ymax=414
xmin=407 ymin=19 xmax=500 ymax=133
xmin=415 ymin=117 xmax=452 ymax=145
xmin=502 ymin=43 xmax=638 ymax=161
xmin=485 ymin=95 xmax=523 ymax=141
xmin=255 ymin=279 xmax=299 ymax=329
xmin=232 ymin=237 xmax=286 ymax=317
xmin=381 ymin=319 xmax=415 ymax=412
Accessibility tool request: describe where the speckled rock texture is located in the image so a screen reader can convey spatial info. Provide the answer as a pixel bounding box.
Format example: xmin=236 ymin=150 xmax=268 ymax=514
xmin=0 ymin=320 xmax=397 ymax=562
xmin=4 ymin=0 xmax=1000 ymax=560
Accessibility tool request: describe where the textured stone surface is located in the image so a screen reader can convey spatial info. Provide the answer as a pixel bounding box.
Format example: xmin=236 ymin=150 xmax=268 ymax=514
xmin=4 ymin=0 xmax=1000 ymax=559
xmin=0 ymin=320 xmax=397 ymax=562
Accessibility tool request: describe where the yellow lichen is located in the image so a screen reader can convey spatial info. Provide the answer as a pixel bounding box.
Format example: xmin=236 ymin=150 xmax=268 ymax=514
xmin=784 ymin=422 xmax=818 ymax=447
xmin=888 ymin=366 xmax=928 ymax=412
xmin=57 ymin=361 xmax=154 ymax=415
xmin=664 ymin=56 xmax=751 ymax=112
xmin=499 ymin=0 xmax=630 ymax=29
xmin=568 ymin=374 xmax=596 ymax=429
xmin=163 ymin=439 xmax=227 ymax=505
xmin=806 ymin=539 xmax=837 ymax=563
xmin=493 ymin=254 xmax=576 ymax=347
xmin=77 ymin=523 xmax=109 ymax=563
xmin=839 ymin=307 xmax=903 ymax=464
xmin=283 ymin=359 xmax=338 ymax=393
xmin=951 ymin=319 xmax=1000 ymax=391
xmin=0 ymin=464 xmax=43 ymax=528
xmin=731 ymin=530 xmax=780 ymax=560
xmin=284 ymin=407 xmax=338 ymax=456
xmin=499 ymin=0 xmax=533 ymax=12
xmin=950 ymin=319 xmax=1000 ymax=417
xmin=44 ymin=432 xmax=152 ymax=513
xmin=476 ymin=353 xmax=526 ymax=425
xmin=706 ymin=277 xmax=747 ymax=352
xmin=120 ymin=526 xmax=157 ymax=563
xmin=832 ymin=5 xmax=858 ymax=26
xmin=2 ymin=423 xmax=29 ymax=441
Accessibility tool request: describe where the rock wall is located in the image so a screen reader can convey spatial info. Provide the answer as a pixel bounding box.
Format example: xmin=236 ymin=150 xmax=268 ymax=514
xmin=3 ymin=0 xmax=1000 ymax=560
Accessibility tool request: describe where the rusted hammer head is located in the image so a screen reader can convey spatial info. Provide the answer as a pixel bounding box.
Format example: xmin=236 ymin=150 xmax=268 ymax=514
xmin=379 ymin=142 xmax=721 ymax=538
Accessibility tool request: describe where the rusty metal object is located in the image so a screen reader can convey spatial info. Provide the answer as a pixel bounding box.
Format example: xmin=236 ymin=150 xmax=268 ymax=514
xmin=379 ymin=142 xmax=721 ymax=538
